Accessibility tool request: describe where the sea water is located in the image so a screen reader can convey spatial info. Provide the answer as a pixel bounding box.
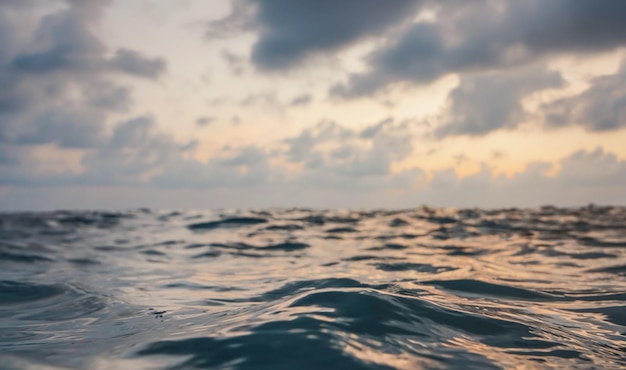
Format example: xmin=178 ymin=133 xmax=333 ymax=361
xmin=0 ymin=207 xmax=625 ymax=369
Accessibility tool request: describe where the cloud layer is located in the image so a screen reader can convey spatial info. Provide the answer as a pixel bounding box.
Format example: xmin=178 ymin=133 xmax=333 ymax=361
xmin=0 ymin=0 xmax=165 ymax=150
xmin=1 ymin=0 xmax=625 ymax=210
xmin=332 ymin=0 xmax=626 ymax=97
xmin=209 ymin=0 xmax=626 ymax=139
xmin=2 ymin=110 xmax=625 ymax=209
xmin=544 ymin=60 xmax=626 ymax=131
xmin=2 ymin=144 xmax=625 ymax=210
xmin=212 ymin=0 xmax=423 ymax=69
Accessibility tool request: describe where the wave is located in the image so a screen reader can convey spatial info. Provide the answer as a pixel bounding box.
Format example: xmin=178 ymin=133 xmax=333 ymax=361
xmin=0 ymin=206 xmax=625 ymax=369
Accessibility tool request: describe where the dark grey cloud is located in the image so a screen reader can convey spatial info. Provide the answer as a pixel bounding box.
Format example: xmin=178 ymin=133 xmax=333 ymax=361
xmin=0 ymin=0 xmax=166 ymax=150
xmin=0 ymin=0 xmax=172 ymax=194
xmin=9 ymin=3 xmax=105 ymax=74
xmin=210 ymin=0 xmax=626 ymax=84
xmin=209 ymin=0 xmax=423 ymax=69
xmin=543 ymin=59 xmax=626 ymax=132
xmin=107 ymin=116 xmax=155 ymax=149
xmin=333 ymin=0 xmax=626 ymax=97
xmin=330 ymin=22 xmax=447 ymax=97
xmin=435 ymin=65 xmax=564 ymax=138
xmin=207 ymin=0 xmax=626 ymax=138
xmin=8 ymin=6 xmax=163 ymax=79
xmin=13 ymin=109 xmax=104 ymax=148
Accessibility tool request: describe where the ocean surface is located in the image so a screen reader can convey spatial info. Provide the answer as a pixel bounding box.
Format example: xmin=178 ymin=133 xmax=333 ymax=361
xmin=0 ymin=207 xmax=625 ymax=369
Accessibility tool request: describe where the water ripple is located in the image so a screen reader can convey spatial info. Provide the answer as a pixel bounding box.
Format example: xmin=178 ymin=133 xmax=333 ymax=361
xmin=0 ymin=206 xmax=624 ymax=369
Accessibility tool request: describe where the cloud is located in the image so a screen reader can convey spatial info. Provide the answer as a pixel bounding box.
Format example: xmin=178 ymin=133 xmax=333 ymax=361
xmin=0 ymin=0 xmax=166 ymax=150
xmin=108 ymin=49 xmax=166 ymax=79
xmin=206 ymin=1 xmax=626 ymax=137
xmin=434 ymin=65 xmax=564 ymax=137
xmin=544 ymin=58 xmax=626 ymax=132
xmin=196 ymin=116 xmax=215 ymax=126
xmin=205 ymin=0 xmax=256 ymax=39
xmin=9 ymin=8 xmax=164 ymax=78
xmin=210 ymin=1 xmax=626 ymax=82
xmin=289 ymin=94 xmax=313 ymax=107
xmin=78 ymin=116 xmax=194 ymax=185
xmin=330 ymin=22 xmax=447 ymax=97
xmin=332 ymin=0 xmax=626 ymax=97
xmin=0 ymin=146 xmax=20 ymax=166
xmin=219 ymin=146 xmax=267 ymax=167
xmin=107 ymin=116 xmax=157 ymax=149
xmin=0 ymin=111 xmax=269 ymax=192
xmin=12 ymin=109 xmax=105 ymax=148
xmin=3 ymin=146 xmax=626 ymax=210
xmin=238 ymin=91 xmax=315 ymax=112
xmin=424 ymin=148 xmax=626 ymax=208
xmin=151 ymin=144 xmax=277 ymax=190
xmin=3 ymin=117 xmax=415 ymax=191
xmin=239 ymin=91 xmax=282 ymax=111
xmin=283 ymin=120 xmax=354 ymax=163
xmin=283 ymin=118 xmax=413 ymax=181
xmin=558 ymin=148 xmax=626 ymax=188
xmin=2 ymin=1 xmax=626 ymax=210
xmin=209 ymin=0 xmax=423 ymax=69
xmin=221 ymin=49 xmax=246 ymax=75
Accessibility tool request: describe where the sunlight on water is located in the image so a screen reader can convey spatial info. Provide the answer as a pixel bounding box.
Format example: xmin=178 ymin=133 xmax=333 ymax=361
xmin=0 ymin=206 xmax=625 ymax=369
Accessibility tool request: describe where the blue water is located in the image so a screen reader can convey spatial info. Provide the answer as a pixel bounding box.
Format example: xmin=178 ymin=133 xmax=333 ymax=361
xmin=0 ymin=207 xmax=625 ymax=369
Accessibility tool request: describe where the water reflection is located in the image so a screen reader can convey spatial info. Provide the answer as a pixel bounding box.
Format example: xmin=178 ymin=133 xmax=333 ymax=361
xmin=0 ymin=206 xmax=624 ymax=369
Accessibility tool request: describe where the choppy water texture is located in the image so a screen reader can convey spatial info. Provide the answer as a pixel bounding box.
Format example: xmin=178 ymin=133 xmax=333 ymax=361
xmin=1 ymin=207 xmax=625 ymax=369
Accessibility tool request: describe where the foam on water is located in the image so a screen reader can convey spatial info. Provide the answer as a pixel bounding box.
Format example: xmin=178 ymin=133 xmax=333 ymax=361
xmin=0 ymin=207 xmax=625 ymax=369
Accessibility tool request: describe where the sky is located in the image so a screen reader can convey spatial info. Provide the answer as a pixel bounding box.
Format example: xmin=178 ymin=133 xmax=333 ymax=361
xmin=1 ymin=0 xmax=626 ymax=210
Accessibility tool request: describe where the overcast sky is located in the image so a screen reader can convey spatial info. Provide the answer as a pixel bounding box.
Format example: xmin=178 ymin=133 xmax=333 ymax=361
xmin=1 ymin=0 xmax=626 ymax=210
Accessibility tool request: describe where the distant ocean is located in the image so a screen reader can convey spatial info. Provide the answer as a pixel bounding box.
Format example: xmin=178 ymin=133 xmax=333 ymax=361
xmin=1 ymin=207 xmax=625 ymax=369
